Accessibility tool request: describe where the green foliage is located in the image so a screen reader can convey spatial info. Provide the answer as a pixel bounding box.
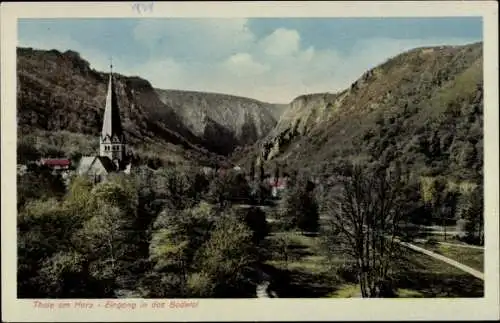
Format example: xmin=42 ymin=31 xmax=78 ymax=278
xmin=18 ymin=171 xmax=151 ymax=297
xmin=154 ymin=168 xmax=197 ymax=210
xmin=206 ymin=171 xmax=250 ymax=208
xmin=420 ymin=176 xmax=437 ymax=205
xmin=143 ymin=200 xmax=259 ymax=298
xmin=233 ymin=206 xmax=269 ymax=243
xmin=279 ymin=175 xmax=319 ymax=232
xmin=195 ymin=215 xmax=256 ymax=294
xmin=457 ymin=187 xmax=484 ymax=245
xmin=143 ymin=201 xmax=218 ymax=297
xmin=17 ymin=165 xmax=66 ymax=209
xmin=186 ymin=272 xmax=216 ymax=297
xmin=149 ymin=228 xmax=190 ymax=272
xmin=37 ymin=251 xmax=88 ymax=297
xmin=17 ymin=198 xmax=85 ymax=297
xmin=91 ymin=175 xmax=138 ymax=216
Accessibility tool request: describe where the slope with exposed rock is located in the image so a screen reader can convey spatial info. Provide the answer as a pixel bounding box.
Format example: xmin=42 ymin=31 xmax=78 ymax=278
xmin=242 ymin=42 xmax=483 ymax=183
xmin=155 ymin=89 xmax=284 ymax=155
xmin=16 ymin=47 xmax=284 ymax=167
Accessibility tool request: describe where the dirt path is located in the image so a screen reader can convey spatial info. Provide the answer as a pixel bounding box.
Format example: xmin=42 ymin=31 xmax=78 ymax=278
xmin=256 ymin=281 xmax=270 ymax=298
xmin=255 ymin=270 xmax=278 ymax=298
xmin=397 ymin=240 xmax=484 ymax=280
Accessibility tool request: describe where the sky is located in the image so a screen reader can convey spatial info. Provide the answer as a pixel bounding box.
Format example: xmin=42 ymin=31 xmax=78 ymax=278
xmin=18 ymin=17 xmax=482 ymax=103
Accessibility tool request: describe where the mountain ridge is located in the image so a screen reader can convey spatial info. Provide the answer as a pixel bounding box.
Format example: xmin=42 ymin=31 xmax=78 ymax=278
xmin=16 ymin=47 xmax=286 ymax=165
xmin=234 ymin=41 xmax=483 ymax=184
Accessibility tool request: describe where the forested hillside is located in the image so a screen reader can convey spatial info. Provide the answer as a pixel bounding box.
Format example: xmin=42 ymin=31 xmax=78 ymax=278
xmin=243 ymin=42 xmax=483 ymax=186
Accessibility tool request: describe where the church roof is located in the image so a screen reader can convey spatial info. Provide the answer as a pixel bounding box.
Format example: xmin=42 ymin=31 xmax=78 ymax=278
xmin=101 ymin=71 xmax=124 ymax=140
xmin=77 ymin=155 xmax=118 ymax=175
xmin=97 ymin=156 xmax=118 ymax=172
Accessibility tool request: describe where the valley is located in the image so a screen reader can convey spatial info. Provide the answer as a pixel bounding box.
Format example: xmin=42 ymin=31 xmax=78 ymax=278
xmin=16 ymin=41 xmax=484 ymax=299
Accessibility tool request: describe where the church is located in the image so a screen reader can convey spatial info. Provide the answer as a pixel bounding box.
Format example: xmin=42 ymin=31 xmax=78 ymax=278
xmin=77 ymin=64 xmax=132 ymax=182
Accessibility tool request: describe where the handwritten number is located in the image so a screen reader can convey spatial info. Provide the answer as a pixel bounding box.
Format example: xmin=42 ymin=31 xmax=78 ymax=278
xmin=132 ymin=2 xmax=154 ymax=14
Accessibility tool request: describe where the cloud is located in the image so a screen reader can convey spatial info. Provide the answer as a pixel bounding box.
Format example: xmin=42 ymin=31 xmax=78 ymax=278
xmin=259 ymin=28 xmax=301 ymax=56
xmin=133 ymin=57 xmax=185 ymax=89
xmin=132 ymin=19 xmax=256 ymax=61
xmin=223 ymin=53 xmax=269 ymax=77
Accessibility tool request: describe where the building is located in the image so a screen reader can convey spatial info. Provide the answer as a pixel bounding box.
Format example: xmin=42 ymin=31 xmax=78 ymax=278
xmin=17 ymin=164 xmax=28 ymax=176
xmin=38 ymin=158 xmax=71 ymax=170
xmin=268 ymin=177 xmax=288 ymax=198
xmin=77 ymin=156 xmax=119 ymax=183
xmin=77 ymin=63 xmax=131 ymax=182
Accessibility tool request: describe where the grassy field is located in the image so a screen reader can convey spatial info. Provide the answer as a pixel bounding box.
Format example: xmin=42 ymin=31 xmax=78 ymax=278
xmin=261 ymin=232 xmax=345 ymax=297
xmin=414 ymin=242 xmax=484 ymax=272
xmin=262 ymin=230 xmax=484 ymax=298
xmin=393 ymin=248 xmax=484 ymax=297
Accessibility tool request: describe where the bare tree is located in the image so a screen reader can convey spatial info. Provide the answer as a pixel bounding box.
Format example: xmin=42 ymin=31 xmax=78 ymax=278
xmin=321 ymin=162 xmax=410 ymax=297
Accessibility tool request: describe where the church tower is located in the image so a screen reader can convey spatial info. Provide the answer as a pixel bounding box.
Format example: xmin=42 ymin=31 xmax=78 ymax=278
xmin=100 ymin=62 xmax=127 ymax=170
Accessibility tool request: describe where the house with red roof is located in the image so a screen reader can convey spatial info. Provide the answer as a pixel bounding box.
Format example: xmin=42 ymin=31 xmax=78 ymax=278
xmin=38 ymin=158 xmax=71 ymax=170
xmin=267 ymin=176 xmax=288 ymax=198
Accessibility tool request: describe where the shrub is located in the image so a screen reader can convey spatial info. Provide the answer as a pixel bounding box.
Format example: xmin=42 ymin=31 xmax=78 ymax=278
xmin=425 ymin=237 xmax=439 ymax=246
xmin=336 ymin=264 xmax=358 ymax=283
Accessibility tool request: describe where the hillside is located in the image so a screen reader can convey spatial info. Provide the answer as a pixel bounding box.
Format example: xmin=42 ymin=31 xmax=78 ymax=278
xmin=239 ymin=42 xmax=483 ymax=183
xmin=17 ymin=48 xmax=230 ymax=167
xmin=155 ymin=89 xmax=283 ymax=155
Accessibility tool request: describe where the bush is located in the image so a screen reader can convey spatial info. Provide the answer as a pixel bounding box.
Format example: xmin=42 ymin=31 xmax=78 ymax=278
xmin=336 ymin=264 xmax=358 ymax=283
xmin=425 ymin=237 xmax=439 ymax=246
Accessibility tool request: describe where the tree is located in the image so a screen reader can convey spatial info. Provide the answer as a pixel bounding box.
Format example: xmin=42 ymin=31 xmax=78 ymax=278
xmin=250 ymin=180 xmax=271 ymax=205
xmin=273 ymin=163 xmax=280 ymax=181
xmin=276 ymin=235 xmax=291 ymax=270
xmin=37 ymin=251 xmax=89 ymax=297
xmin=192 ymin=171 xmax=211 ymax=201
xmin=249 ymin=160 xmax=256 ymax=180
xmin=148 ymin=227 xmax=190 ymax=296
xmin=155 ymin=168 xmax=196 ymax=210
xmin=206 ymin=171 xmax=250 ymax=208
xmin=195 ymin=215 xmax=256 ymax=296
xmin=206 ymin=173 xmax=233 ymax=209
xmin=280 ymin=175 xmax=319 ymax=233
xmin=70 ymin=176 xmax=142 ymax=295
xmin=17 ymin=198 xmax=83 ymax=297
xmin=458 ymin=187 xmax=484 ymax=245
xmin=321 ymin=162 xmax=410 ymax=297
xmin=144 ymin=202 xmax=217 ymax=297
xmin=257 ymin=157 xmax=265 ymax=182
xmin=17 ymin=165 xmax=66 ymax=209
xmin=233 ymin=206 xmax=269 ymax=243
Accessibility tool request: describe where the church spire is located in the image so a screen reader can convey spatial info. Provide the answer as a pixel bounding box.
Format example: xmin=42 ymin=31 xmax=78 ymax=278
xmin=101 ymin=59 xmax=123 ymax=140
xmin=99 ymin=59 xmax=127 ymax=167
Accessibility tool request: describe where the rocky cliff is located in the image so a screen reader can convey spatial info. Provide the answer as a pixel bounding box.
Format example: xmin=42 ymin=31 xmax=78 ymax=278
xmin=243 ymin=42 xmax=483 ymax=182
xmin=17 ymin=48 xmax=208 ymax=154
xmin=155 ymin=89 xmax=282 ymax=155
